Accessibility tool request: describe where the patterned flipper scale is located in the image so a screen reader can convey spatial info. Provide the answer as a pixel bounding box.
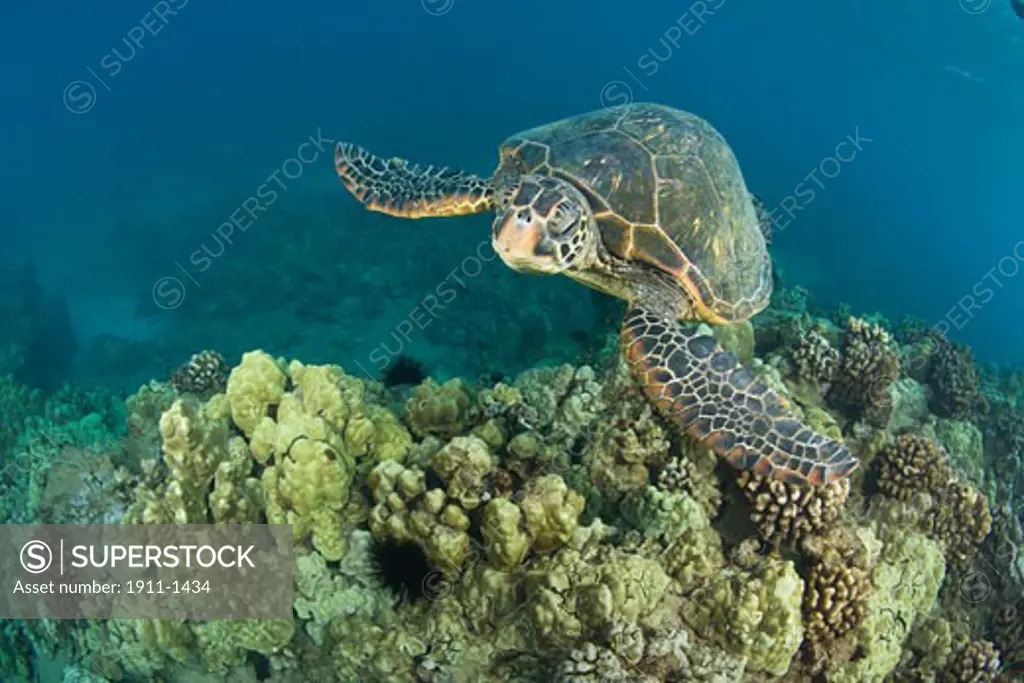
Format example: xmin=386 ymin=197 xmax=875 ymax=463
xmin=335 ymin=142 xmax=494 ymax=218
xmin=621 ymin=307 xmax=858 ymax=486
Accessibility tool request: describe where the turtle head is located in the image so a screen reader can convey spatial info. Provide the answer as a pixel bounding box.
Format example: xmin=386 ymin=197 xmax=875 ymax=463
xmin=492 ymin=175 xmax=597 ymax=275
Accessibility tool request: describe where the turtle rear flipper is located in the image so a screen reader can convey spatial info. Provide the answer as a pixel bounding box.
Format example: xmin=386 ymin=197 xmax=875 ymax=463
xmin=621 ymin=307 xmax=857 ymax=486
xmin=335 ymin=142 xmax=494 ymax=218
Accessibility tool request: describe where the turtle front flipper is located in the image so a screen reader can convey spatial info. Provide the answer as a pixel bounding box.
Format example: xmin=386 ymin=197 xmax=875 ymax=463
xmin=621 ymin=307 xmax=857 ymax=486
xmin=335 ymin=142 xmax=494 ymax=218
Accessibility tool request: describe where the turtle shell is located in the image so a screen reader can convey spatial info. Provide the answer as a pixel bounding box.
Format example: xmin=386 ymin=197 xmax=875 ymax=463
xmin=495 ymin=103 xmax=771 ymax=324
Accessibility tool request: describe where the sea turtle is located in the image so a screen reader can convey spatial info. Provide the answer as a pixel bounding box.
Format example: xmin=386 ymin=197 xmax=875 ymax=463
xmin=334 ymin=103 xmax=856 ymax=486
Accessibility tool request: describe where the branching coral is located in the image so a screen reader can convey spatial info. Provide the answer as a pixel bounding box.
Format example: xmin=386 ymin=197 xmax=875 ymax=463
xmin=801 ymin=531 xmax=873 ymax=660
xmin=737 ymin=470 xmax=850 ymax=546
xmin=939 ymin=640 xmax=1000 ymax=683
xmin=873 ymin=435 xmax=992 ymax=566
xmin=876 ymin=434 xmax=953 ymax=502
xmin=929 ymin=480 xmax=992 ymax=567
xmin=830 ymin=317 xmax=900 ymax=426
xmin=929 ymin=337 xmax=981 ymax=421
xmin=827 ymin=531 xmax=946 ymax=683
xmin=792 ymin=329 xmax=840 ymax=385
xmin=170 ymin=350 xmax=229 ymax=397
xmin=993 ymin=600 xmax=1024 ymax=663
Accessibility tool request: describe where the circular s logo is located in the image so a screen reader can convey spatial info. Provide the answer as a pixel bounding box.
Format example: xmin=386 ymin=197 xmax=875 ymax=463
xmin=20 ymin=540 xmax=53 ymax=574
xmin=599 ymin=80 xmax=634 ymax=113
xmin=63 ymin=81 xmax=97 ymax=114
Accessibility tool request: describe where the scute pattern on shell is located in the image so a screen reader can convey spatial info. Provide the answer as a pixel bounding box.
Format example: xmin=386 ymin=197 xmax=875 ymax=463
xmin=498 ymin=103 xmax=771 ymax=323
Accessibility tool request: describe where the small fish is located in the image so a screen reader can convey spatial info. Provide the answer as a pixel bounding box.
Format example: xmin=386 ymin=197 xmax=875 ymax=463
xmin=1013 ymin=0 xmax=1024 ymax=19
xmin=943 ymin=65 xmax=985 ymax=84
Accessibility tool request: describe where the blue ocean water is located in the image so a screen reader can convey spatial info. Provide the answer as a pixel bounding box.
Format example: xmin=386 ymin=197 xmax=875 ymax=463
xmin=1 ymin=0 xmax=1022 ymax=389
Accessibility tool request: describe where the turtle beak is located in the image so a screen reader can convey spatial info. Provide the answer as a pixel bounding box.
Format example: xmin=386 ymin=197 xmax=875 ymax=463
xmin=492 ymin=208 xmax=561 ymax=274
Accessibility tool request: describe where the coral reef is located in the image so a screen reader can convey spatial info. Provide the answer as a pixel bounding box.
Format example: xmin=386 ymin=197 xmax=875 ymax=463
xmin=876 ymin=433 xmax=953 ymax=502
xmin=3 ymin=295 xmax=1021 ymax=683
xmin=681 ymin=558 xmax=804 ymax=676
xmin=792 ymin=328 xmax=840 ymax=386
xmin=169 ymin=349 xmax=229 ymax=397
xmin=939 ymin=640 xmax=1000 ymax=683
xmin=737 ymin=470 xmax=850 ymax=546
xmin=930 ymin=336 xmax=981 ymax=421
xmin=404 ymin=377 xmax=476 ymax=439
xmin=827 ymin=530 xmax=946 ymax=682
xmin=993 ymin=599 xmax=1024 ymax=663
xmin=830 ymin=317 xmax=901 ymax=426
xmin=801 ymin=531 xmax=873 ymax=659
xmin=873 ymin=434 xmax=992 ymax=567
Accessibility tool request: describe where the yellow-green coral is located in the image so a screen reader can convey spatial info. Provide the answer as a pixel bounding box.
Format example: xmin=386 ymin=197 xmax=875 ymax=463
xmin=208 ymin=435 xmax=262 ymax=523
xmin=620 ymin=486 xmax=709 ymax=542
xmin=587 ymin=402 xmax=670 ymax=495
xmin=828 ymin=529 xmax=946 ymax=682
xmin=681 ymin=558 xmax=804 ymax=676
xmin=365 ymin=402 xmax=412 ymax=463
xmin=191 ymin=619 xmax=295 ymax=674
xmin=24 ymin=338 xmax=1017 ymax=683
xmin=432 ymin=435 xmax=495 ymax=510
xmin=159 ymin=396 xmax=232 ymax=522
xmin=518 ymin=474 xmax=585 ymax=553
xmin=367 ymin=460 xmax=472 ymax=572
xmin=481 ymin=497 xmax=530 ymax=570
xmin=528 ymin=546 xmax=670 ymax=644
xmin=660 ymin=503 xmax=725 ymax=594
xmin=225 ymin=350 xmax=287 ymax=437
xmin=263 ymin=435 xmax=354 ymax=561
xmin=127 ymin=395 xmax=256 ymax=525
xmin=294 ymin=530 xmax=395 ymax=646
xmin=405 ymin=378 xmax=476 ymax=438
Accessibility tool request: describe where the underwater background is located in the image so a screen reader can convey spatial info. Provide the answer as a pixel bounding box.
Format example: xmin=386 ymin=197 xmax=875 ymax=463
xmin=2 ymin=0 xmax=1024 ymax=681
xmin=1 ymin=0 xmax=1023 ymax=391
